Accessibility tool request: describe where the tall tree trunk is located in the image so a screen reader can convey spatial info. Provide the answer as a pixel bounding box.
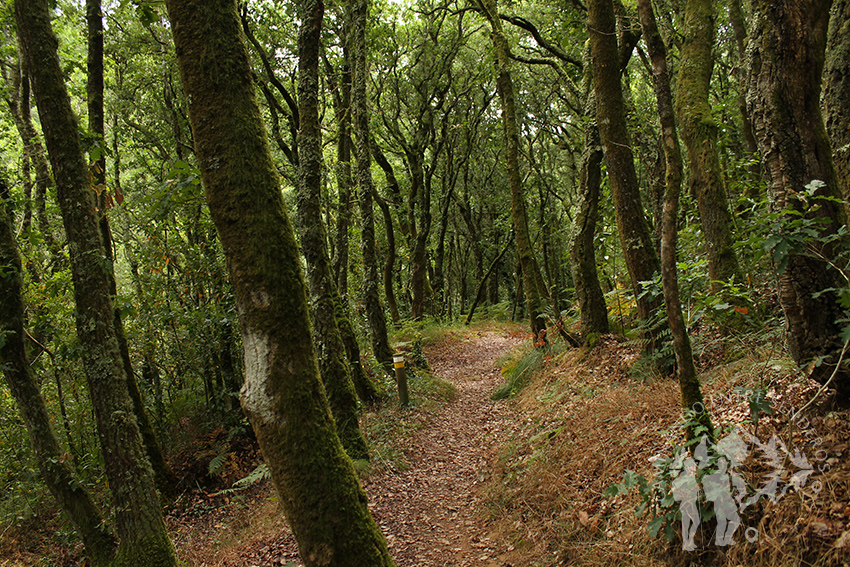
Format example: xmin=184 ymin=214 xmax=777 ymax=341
xmin=570 ymin=47 xmax=609 ymax=340
xmin=165 ymin=0 xmax=395 ymax=563
xmin=5 ymin=39 xmax=61 ymax=267
xmin=748 ymin=0 xmax=850 ymax=398
xmin=294 ymin=0 xmax=368 ymax=460
xmin=373 ymin=183 xmax=401 ymax=324
xmin=0 ymin=182 xmax=117 ymax=566
xmin=474 ymin=0 xmax=549 ymax=339
xmin=728 ymin=0 xmax=762 ymax=192
xmin=407 ymin=149 xmax=432 ymax=321
xmin=824 ymin=0 xmax=850 ymax=199
xmin=328 ymin=44 xmax=354 ymax=299
xmin=87 ymin=0 xmax=177 ymax=494
xmin=677 ymin=0 xmax=743 ymax=292
xmin=15 ymin=2 xmax=177 ymax=564
xmin=351 ymin=0 xmax=395 ymax=376
xmin=638 ymin=0 xmax=711 ymax=431
xmin=588 ymin=0 xmax=665 ymax=354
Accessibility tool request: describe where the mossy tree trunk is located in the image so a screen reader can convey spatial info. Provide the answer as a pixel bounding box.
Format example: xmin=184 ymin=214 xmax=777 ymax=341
xmin=824 ymin=0 xmax=850 ymax=199
xmin=747 ymin=0 xmax=850 ymax=398
xmin=294 ymin=0 xmax=369 ymax=460
xmin=0 ymin=182 xmax=117 ymax=566
xmin=4 ymin=38 xmax=61 ymax=267
xmin=326 ymin=41 xmax=354 ymax=300
xmin=676 ymin=0 xmax=743 ymax=293
xmin=570 ymin=46 xmax=609 ymax=340
xmin=350 ymin=0 xmax=395 ymax=376
xmin=165 ymin=1 xmax=395 ymax=563
xmin=474 ymin=0 xmax=549 ymax=340
xmin=637 ymin=0 xmax=711 ymax=432
xmin=87 ymin=0 xmax=176 ymax=495
xmin=728 ymin=0 xmax=762 ymax=193
xmin=14 ymin=2 xmax=177 ymax=565
xmin=588 ymin=0 xmax=665 ymax=354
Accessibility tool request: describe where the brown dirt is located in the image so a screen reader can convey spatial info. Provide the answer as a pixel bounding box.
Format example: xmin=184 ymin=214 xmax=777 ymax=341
xmin=172 ymin=328 xmax=525 ymax=566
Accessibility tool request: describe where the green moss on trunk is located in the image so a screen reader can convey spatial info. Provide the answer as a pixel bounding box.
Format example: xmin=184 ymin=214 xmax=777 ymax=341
xmin=165 ymin=0 xmax=394 ymax=563
xmin=676 ymin=0 xmax=742 ymax=293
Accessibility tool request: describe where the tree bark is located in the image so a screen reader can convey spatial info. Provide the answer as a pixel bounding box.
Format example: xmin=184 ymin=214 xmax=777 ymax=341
xmin=728 ymin=0 xmax=762 ymax=192
xmin=0 ymin=182 xmax=117 ymax=566
xmin=15 ymin=1 xmax=177 ymax=564
xmin=676 ymin=0 xmax=743 ymax=292
xmin=474 ymin=0 xmax=549 ymax=339
xmin=166 ymin=0 xmax=395 ymax=563
xmin=824 ymin=0 xmax=850 ymax=199
xmin=351 ymin=0 xmax=395 ymax=376
xmin=570 ymin=46 xmax=609 ymax=340
xmin=327 ymin=43 xmax=354 ymax=299
xmin=87 ymin=0 xmax=176 ymax=494
xmin=294 ymin=0 xmax=368 ymax=460
xmin=372 ymin=179 xmax=401 ymax=324
xmin=588 ymin=0 xmax=665 ymax=354
xmin=747 ymin=0 xmax=850 ymax=398
xmin=4 ymin=39 xmax=60 ymax=267
xmin=637 ymin=0 xmax=711 ymax=430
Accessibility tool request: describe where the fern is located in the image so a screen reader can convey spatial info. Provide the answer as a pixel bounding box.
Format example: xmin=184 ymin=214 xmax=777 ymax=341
xmin=234 ymin=463 xmax=270 ymax=488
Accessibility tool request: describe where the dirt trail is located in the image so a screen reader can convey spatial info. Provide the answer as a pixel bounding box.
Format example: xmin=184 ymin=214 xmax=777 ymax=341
xmin=364 ymin=331 xmax=522 ymax=567
xmin=217 ymin=330 xmax=523 ymax=567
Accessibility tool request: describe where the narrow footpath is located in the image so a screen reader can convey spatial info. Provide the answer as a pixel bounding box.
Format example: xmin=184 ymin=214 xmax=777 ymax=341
xmin=364 ymin=331 xmax=522 ymax=567
xmin=230 ymin=330 xmax=522 ymax=566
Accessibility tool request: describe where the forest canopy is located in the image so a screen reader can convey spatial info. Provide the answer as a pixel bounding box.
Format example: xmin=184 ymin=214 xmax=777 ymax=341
xmin=1 ymin=0 xmax=849 ymax=565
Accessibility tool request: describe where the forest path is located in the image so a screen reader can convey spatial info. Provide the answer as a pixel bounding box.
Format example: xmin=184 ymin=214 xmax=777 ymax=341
xmin=175 ymin=328 xmax=523 ymax=566
xmin=362 ymin=330 xmax=522 ymax=567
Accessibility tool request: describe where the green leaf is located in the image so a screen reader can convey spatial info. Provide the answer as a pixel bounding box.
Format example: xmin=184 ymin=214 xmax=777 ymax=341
xmin=648 ymin=516 xmax=666 ymax=537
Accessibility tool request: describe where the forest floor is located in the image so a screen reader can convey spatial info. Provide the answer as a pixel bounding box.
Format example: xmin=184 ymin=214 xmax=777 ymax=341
xmin=171 ymin=325 xmax=526 ymax=567
xmin=6 ymin=321 xmax=850 ymax=566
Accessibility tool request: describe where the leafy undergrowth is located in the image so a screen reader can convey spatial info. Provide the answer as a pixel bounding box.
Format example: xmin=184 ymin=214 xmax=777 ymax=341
xmin=483 ymin=333 xmax=850 ymax=567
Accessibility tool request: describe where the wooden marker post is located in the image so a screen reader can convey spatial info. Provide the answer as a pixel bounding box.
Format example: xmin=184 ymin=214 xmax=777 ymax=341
xmin=394 ymin=354 xmax=409 ymax=408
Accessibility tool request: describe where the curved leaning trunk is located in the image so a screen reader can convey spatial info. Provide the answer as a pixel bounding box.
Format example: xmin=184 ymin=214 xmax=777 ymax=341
xmin=15 ymin=2 xmax=178 ymax=565
xmin=0 ymin=183 xmax=117 ymax=566
xmin=474 ymin=0 xmax=549 ymax=339
xmin=588 ymin=0 xmax=665 ymax=355
xmin=165 ymin=0 xmax=395 ymax=563
xmin=676 ymin=0 xmax=742 ymax=292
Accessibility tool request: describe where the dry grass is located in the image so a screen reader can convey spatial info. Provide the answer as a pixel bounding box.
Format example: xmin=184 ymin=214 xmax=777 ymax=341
xmin=481 ymin=335 xmax=850 ymax=567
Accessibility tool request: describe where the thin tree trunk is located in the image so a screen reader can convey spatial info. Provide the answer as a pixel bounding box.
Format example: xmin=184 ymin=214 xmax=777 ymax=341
xmin=465 ymin=235 xmax=513 ymax=325
xmin=570 ymin=47 xmax=609 ymax=340
xmin=327 ymin=45 xmax=354 ymax=299
xmin=373 ymin=182 xmax=401 ymax=324
xmin=676 ymin=0 xmax=743 ymax=292
xmin=5 ymin=39 xmax=60 ymax=266
xmin=748 ymin=0 xmax=850 ymax=398
xmin=728 ymin=0 xmax=761 ymax=192
xmin=87 ymin=0 xmax=176 ymax=494
xmin=474 ymin=0 xmax=549 ymax=339
xmin=588 ymin=0 xmax=665 ymax=354
xmin=638 ymin=0 xmax=711 ymax=433
xmin=15 ymin=2 xmax=177 ymax=564
xmin=294 ymin=0 xmax=368 ymax=460
xmin=351 ymin=0 xmax=395 ymax=376
xmin=0 ymin=181 xmax=117 ymax=566
xmin=165 ymin=0 xmax=395 ymax=563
